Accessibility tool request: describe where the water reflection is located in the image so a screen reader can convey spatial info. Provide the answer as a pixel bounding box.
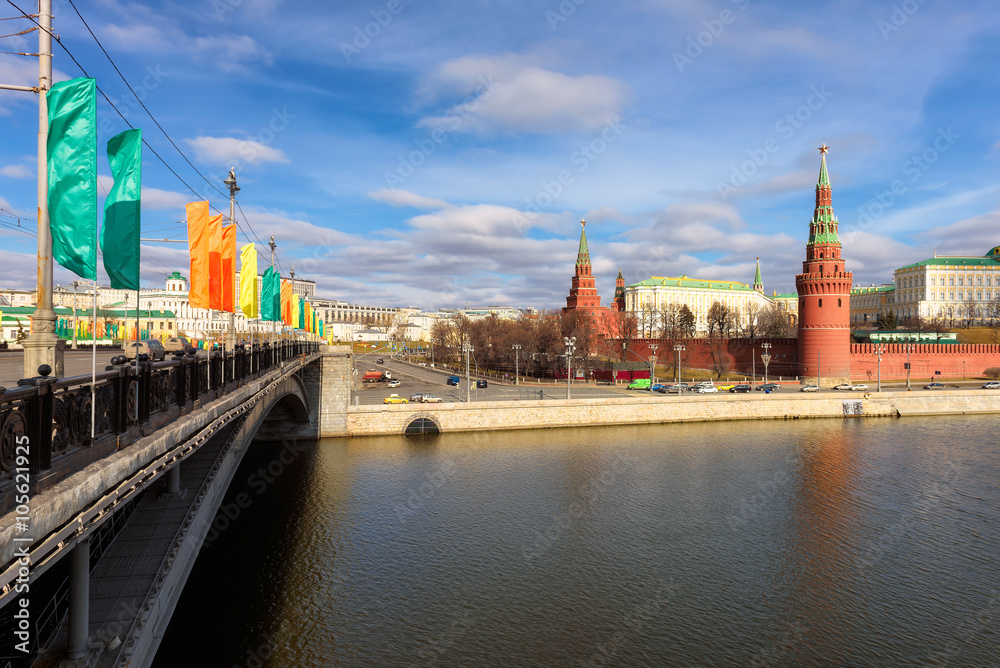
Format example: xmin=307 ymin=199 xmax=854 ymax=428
xmin=155 ymin=417 xmax=1000 ymax=667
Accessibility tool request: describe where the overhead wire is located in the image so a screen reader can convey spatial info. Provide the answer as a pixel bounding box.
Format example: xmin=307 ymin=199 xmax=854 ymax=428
xmin=6 ymin=0 xmax=295 ymax=281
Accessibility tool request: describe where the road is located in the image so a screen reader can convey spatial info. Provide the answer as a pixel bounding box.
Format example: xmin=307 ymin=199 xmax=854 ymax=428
xmin=352 ymin=352 xmax=1000 ymax=406
xmin=0 ymin=349 xmax=209 ymax=388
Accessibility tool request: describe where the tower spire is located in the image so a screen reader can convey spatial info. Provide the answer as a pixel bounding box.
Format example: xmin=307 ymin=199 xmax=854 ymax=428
xmin=808 ymin=144 xmax=838 ymax=246
xmin=753 ymin=257 xmax=763 ymax=292
xmin=576 ymin=219 xmax=591 ymax=268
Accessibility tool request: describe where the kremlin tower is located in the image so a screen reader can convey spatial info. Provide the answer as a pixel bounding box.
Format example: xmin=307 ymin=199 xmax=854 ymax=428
xmin=795 ymin=145 xmax=853 ymax=385
xmin=564 ymin=220 xmax=603 ymax=312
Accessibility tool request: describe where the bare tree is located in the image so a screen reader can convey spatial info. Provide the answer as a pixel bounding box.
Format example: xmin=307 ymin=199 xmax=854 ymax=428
xmin=964 ymin=294 xmax=978 ymax=329
xmin=760 ymin=302 xmax=794 ymax=338
xmin=741 ymin=301 xmax=761 ymax=339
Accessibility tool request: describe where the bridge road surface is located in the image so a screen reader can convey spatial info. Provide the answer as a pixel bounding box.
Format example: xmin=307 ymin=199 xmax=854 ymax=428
xmin=0 ymin=349 xmax=210 ymax=388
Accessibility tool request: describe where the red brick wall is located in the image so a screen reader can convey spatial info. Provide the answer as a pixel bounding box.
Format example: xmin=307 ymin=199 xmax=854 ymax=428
xmin=850 ymin=343 xmax=1000 ymax=382
xmin=618 ymin=338 xmax=800 ymax=379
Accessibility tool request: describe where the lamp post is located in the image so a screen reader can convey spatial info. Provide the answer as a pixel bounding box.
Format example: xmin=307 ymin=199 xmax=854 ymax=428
xmin=563 ymin=336 xmax=576 ymax=400
xmin=462 ymin=337 xmax=473 ymax=403
xmin=224 ymin=168 xmax=239 ymax=363
xmin=904 ymin=343 xmax=913 ymax=390
xmin=761 ymin=342 xmax=772 ymax=387
xmin=673 ymin=344 xmax=685 ymax=385
xmin=512 ymin=343 xmax=522 ymax=385
xmin=72 ymin=280 xmax=79 ymax=349
xmin=875 ymin=344 xmax=885 ymax=392
xmin=648 ymin=344 xmax=658 ymax=395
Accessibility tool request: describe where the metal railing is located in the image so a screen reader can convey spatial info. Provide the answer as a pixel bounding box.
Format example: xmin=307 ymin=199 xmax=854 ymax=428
xmin=0 ymin=341 xmax=320 ymax=509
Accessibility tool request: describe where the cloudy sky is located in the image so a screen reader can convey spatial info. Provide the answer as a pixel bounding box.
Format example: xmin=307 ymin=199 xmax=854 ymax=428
xmin=1 ymin=0 xmax=999 ymax=310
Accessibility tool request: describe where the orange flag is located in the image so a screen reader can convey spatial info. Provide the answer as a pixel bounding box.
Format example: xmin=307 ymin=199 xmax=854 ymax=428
xmin=221 ymin=223 xmax=236 ymax=313
xmin=281 ymin=279 xmax=292 ymax=326
xmin=208 ymin=213 xmax=223 ymax=310
xmin=186 ymin=201 xmax=211 ymax=309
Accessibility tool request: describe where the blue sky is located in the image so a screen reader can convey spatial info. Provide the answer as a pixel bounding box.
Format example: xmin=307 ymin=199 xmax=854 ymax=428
xmin=1 ymin=0 xmax=999 ymax=310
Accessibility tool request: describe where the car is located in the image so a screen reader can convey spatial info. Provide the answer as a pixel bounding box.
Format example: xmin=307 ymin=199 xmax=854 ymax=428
xmin=650 ymin=384 xmax=667 ymax=393
xmin=851 ymin=384 xmax=869 ymax=391
xmin=383 ymin=394 xmax=408 ymax=404
xmin=409 ymin=393 xmax=426 ymax=402
xmin=387 ymin=379 xmax=401 ymax=388
xmin=831 ymin=383 xmax=852 ymax=391
xmin=982 ymin=381 xmax=1000 ymax=389
xmin=124 ymin=339 xmax=166 ymax=361
xmin=447 ymin=375 xmax=460 ymax=386
xmin=627 ymin=379 xmax=651 ymax=390
xmin=163 ymin=336 xmax=193 ymax=354
xmin=476 ymin=380 xmax=488 ymax=389
xmin=923 ymin=382 xmax=945 ymax=390
xmin=694 ymin=385 xmax=718 ymax=393
xmin=664 ymin=384 xmax=688 ymax=394
xmin=756 ymin=383 xmax=781 ymax=392
xmin=421 ymin=394 xmax=443 ymax=403
xmin=730 ymin=384 xmax=752 ymax=393
xmin=716 ymin=384 xmax=735 ymax=391
xmin=376 ymin=358 xmax=384 ymax=364
xmin=800 ymin=385 xmax=819 ymax=392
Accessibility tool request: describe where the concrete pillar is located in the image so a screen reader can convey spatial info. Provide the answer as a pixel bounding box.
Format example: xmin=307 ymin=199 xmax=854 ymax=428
xmin=167 ymin=463 xmax=180 ymax=493
xmin=66 ymin=537 xmax=90 ymax=660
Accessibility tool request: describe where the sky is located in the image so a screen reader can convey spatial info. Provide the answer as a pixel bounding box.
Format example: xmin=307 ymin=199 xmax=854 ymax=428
xmin=1 ymin=0 xmax=999 ymax=311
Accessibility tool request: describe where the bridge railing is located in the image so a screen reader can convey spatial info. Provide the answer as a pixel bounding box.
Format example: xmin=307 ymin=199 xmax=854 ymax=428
xmin=0 ymin=340 xmax=320 ymax=511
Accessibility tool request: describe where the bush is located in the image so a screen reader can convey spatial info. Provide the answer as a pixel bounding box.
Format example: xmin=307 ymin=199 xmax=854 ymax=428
xmin=985 ymin=367 xmax=1000 ymax=380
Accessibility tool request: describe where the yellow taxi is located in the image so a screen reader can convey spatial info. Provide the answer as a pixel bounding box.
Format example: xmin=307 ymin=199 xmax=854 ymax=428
xmin=383 ymin=394 xmax=408 ymax=404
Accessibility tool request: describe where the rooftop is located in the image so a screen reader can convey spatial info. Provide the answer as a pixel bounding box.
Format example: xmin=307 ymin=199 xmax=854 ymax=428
xmin=629 ymin=276 xmax=756 ymax=292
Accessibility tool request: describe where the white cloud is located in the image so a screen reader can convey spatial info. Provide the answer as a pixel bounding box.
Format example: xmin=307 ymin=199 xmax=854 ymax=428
xmin=368 ymin=189 xmax=450 ymax=209
xmin=418 ymin=56 xmax=629 ymax=134
xmin=0 ymin=165 xmax=31 ymax=179
xmin=141 ymin=187 xmax=190 ymax=211
xmin=184 ymin=136 xmax=289 ymax=167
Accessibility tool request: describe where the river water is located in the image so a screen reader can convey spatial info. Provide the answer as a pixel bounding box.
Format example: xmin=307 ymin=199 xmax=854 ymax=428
xmin=153 ymin=416 xmax=1000 ymax=667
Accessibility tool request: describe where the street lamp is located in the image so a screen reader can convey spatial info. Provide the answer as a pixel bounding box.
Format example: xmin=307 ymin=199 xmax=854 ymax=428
xmin=761 ymin=342 xmax=772 ymax=387
xmin=904 ymin=343 xmax=913 ymax=390
xmin=72 ymin=280 xmax=79 ymax=349
xmin=673 ymin=344 xmax=685 ymax=385
xmin=875 ymin=344 xmax=885 ymax=392
xmin=512 ymin=343 xmax=522 ymax=385
xmin=563 ymin=336 xmax=576 ymax=400
xmin=648 ymin=344 xmax=658 ymax=395
xmin=462 ymin=337 xmax=474 ymax=403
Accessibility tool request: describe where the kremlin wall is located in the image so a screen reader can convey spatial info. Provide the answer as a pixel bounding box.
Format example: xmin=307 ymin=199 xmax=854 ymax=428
xmin=564 ymin=147 xmax=1000 ymax=384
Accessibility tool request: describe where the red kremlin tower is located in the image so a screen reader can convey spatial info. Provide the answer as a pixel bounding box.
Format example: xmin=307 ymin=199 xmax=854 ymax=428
xmin=796 ymin=145 xmax=853 ymax=384
xmin=564 ymin=220 xmax=603 ymax=312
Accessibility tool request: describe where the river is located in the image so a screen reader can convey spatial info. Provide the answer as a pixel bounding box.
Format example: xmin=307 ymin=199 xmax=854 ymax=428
xmin=153 ymin=416 xmax=1000 ymax=667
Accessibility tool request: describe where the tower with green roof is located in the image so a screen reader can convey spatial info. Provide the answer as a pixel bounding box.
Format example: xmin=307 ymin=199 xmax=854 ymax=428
xmin=564 ymin=219 xmax=603 ymax=311
xmin=795 ymin=145 xmax=853 ymax=384
xmin=752 ymin=258 xmax=763 ymax=293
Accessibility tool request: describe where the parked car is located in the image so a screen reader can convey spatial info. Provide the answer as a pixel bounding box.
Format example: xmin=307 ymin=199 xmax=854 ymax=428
xmin=409 ymin=393 xmax=426 ymax=402
xmin=387 ymin=379 xmax=401 ymax=388
xmin=756 ymin=383 xmax=781 ymax=392
xmin=664 ymin=384 xmax=688 ymax=394
xmin=376 ymin=358 xmax=384 ymax=364
xmin=800 ymin=385 xmax=819 ymax=392
xmin=383 ymin=394 xmax=408 ymax=404
xmin=163 ymin=336 xmax=193 ymax=353
xmin=716 ymin=384 xmax=736 ymax=391
xmin=923 ymin=382 xmax=945 ymax=390
xmin=831 ymin=383 xmax=852 ymax=391
xmin=650 ymin=384 xmax=667 ymax=393
xmin=421 ymin=394 xmax=444 ymax=403
xmin=124 ymin=339 xmax=166 ymax=361
xmin=476 ymin=380 xmax=488 ymax=389
xmin=447 ymin=375 xmax=460 ymax=386
xmin=851 ymin=384 xmax=869 ymax=391
xmin=730 ymin=384 xmax=752 ymax=393
xmin=694 ymin=385 xmax=718 ymax=393
xmin=982 ymin=381 xmax=1000 ymax=389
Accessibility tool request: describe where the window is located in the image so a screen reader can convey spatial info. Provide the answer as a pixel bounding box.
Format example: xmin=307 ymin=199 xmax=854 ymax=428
xmin=958 ymin=277 xmax=964 ymax=286
xmin=818 ymin=298 xmax=823 ymax=307
xmin=988 ymin=277 xmax=993 ymax=287
xmin=949 ymin=292 xmax=954 ymax=300
xmin=978 ymin=277 xmax=983 ymax=286
xmin=931 ymin=277 xmax=936 ymax=286
xmin=978 ymin=291 xmax=983 ymax=301
xmin=940 ymin=292 xmax=945 ymax=300
xmin=949 ymin=277 xmax=955 ymax=286
xmin=838 ymin=298 xmax=842 ymax=307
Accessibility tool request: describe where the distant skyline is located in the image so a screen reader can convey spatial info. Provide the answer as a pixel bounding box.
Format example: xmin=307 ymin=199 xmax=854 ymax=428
xmin=1 ymin=0 xmax=998 ymax=310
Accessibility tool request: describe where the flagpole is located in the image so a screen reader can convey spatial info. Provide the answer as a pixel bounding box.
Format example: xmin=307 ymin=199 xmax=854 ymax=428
xmin=91 ymin=278 xmax=97 ymax=442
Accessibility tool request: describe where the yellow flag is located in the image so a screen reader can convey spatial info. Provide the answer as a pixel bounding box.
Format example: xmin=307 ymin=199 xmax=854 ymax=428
xmin=291 ymin=294 xmax=300 ymax=330
xmin=239 ymin=244 xmax=258 ymax=318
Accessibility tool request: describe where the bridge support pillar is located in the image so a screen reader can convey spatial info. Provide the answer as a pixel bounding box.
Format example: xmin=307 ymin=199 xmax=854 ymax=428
xmin=167 ymin=463 xmax=180 ymax=494
xmin=66 ymin=537 xmax=91 ymax=660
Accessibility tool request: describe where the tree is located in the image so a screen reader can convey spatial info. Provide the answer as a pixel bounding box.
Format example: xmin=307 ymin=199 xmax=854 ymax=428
xmin=741 ymin=301 xmax=761 ymax=340
xmin=876 ymin=310 xmax=898 ymax=330
xmin=760 ymin=302 xmax=794 ymax=338
xmin=659 ymin=304 xmax=681 ymax=339
xmin=964 ymin=294 xmax=978 ymax=329
xmin=707 ymin=301 xmax=734 ymax=337
xmin=678 ymin=305 xmax=695 ymax=338
xmin=706 ymin=339 xmax=730 ymax=378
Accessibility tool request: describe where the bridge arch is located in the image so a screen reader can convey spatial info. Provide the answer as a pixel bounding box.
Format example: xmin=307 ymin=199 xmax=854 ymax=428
xmin=245 ymin=371 xmax=314 ymax=443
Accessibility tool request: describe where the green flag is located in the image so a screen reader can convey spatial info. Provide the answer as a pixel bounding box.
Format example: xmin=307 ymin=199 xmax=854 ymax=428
xmin=261 ymin=266 xmax=278 ymax=321
xmin=298 ymin=296 xmax=305 ymax=330
xmin=102 ymin=129 xmax=142 ymax=289
xmin=48 ymin=77 xmax=97 ymax=280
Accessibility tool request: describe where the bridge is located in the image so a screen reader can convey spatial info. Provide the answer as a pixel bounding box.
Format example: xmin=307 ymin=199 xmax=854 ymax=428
xmin=0 ymin=342 xmax=351 ymax=666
